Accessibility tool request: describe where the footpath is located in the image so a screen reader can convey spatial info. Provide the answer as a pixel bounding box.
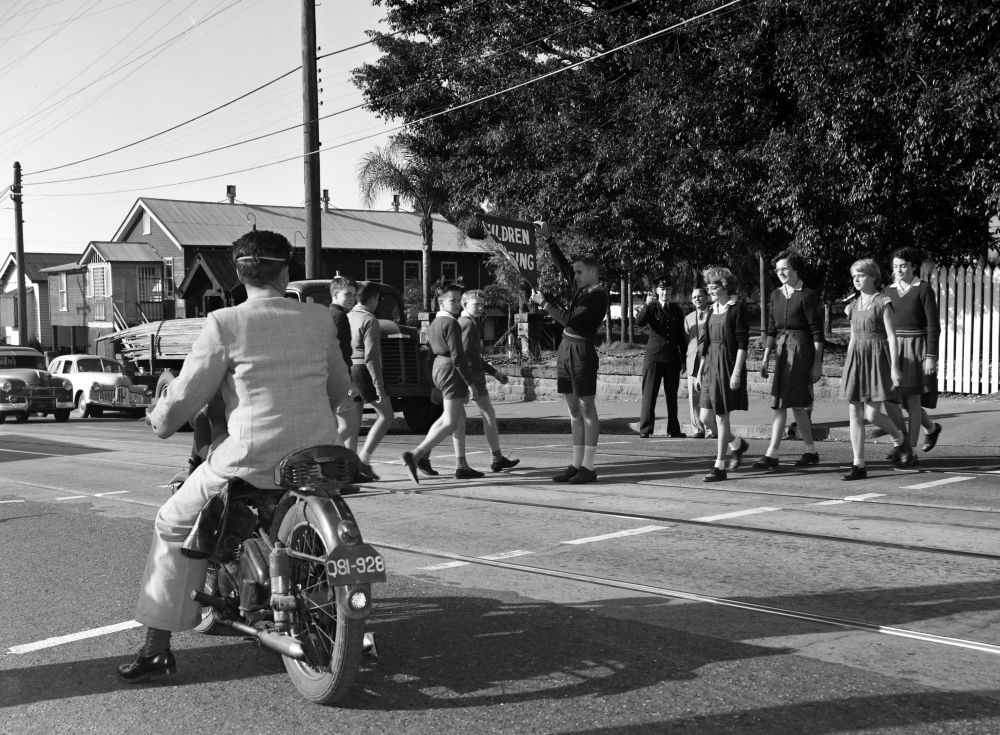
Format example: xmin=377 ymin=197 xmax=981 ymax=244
xmin=474 ymin=395 xmax=1000 ymax=449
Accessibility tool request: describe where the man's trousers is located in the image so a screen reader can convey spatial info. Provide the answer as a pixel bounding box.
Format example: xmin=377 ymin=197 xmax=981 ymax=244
xmin=639 ymin=360 xmax=681 ymax=435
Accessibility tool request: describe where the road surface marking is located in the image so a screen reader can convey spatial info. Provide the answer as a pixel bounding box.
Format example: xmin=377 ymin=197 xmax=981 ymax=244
xmin=0 ymin=499 xmax=26 ymax=504
xmin=8 ymin=620 xmax=142 ymax=654
xmin=94 ymin=490 xmax=129 ymax=497
xmin=54 ymin=495 xmax=88 ymax=500
xmin=901 ymin=476 xmax=975 ymax=490
xmin=561 ymin=525 xmax=667 ymax=545
xmin=419 ymin=549 xmax=533 ymax=571
xmin=693 ymin=507 xmax=781 ymax=522
xmin=377 ymin=540 xmax=1000 ymax=656
xmin=813 ymin=493 xmax=886 ymax=505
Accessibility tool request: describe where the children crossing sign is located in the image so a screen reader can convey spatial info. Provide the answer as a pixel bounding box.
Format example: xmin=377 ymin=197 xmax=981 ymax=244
xmin=478 ymin=214 xmax=538 ymax=289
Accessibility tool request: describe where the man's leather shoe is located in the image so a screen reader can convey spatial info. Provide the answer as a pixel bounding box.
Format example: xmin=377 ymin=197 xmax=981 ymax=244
xmin=668 ymin=432 xmax=686 ymax=438
xmin=921 ymin=423 xmax=942 ymax=452
xmin=490 ymin=456 xmax=520 ymax=472
xmin=339 ymin=484 xmax=361 ymax=495
xmin=401 ymin=452 xmax=419 ymax=484
xmin=552 ymin=465 xmax=579 ymax=482
xmin=118 ymin=649 xmax=176 ymax=683
xmin=417 ymin=457 xmax=439 ymax=476
xmin=568 ymin=467 xmax=598 ymax=484
xmin=356 ymin=461 xmax=379 ymax=482
xmin=454 ymin=466 xmax=484 ymax=479
xmin=692 ymin=431 xmax=706 ymax=439
xmin=841 ymin=465 xmax=867 ymax=481
xmin=794 ymin=452 xmax=820 ymax=467
xmin=752 ymin=455 xmax=779 ymax=470
xmin=726 ymin=438 xmax=749 ymax=471
xmin=703 ymin=467 xmax=727 ymax=482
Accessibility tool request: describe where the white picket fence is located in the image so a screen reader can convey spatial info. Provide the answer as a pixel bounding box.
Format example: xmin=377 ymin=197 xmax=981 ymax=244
xmin=928 ymin=265 xmax=1000 ymax=395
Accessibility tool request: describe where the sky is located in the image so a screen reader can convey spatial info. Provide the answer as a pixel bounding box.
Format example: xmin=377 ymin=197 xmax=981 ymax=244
xmin=0 ymin=0 xmax=395 ymax=261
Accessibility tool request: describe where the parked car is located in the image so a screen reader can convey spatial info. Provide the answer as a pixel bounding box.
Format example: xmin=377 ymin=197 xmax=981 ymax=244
xmin=0 ymin=346 xmax=75 ymax=422
xmin=47 ymin=354 xmax=153 ymax=419
xmin=284 ymin=280 xmax=443 ymax=432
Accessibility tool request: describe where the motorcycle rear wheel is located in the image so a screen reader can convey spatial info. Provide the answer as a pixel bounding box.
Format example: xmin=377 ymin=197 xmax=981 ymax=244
xmin=277 ymin=502 xmax=366 ymax=705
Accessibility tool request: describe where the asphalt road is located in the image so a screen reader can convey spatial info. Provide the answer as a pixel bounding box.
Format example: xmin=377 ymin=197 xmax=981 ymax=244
xmin=2 ymin=414 xmax=1000 ymax=734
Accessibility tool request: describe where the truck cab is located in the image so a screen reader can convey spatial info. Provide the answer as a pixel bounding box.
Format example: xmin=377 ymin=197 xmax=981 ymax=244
xmin=285 ymin=280 xmax=442 ymax=432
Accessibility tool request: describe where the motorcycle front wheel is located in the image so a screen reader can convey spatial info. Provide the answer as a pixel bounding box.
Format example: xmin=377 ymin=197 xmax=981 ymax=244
xmin=277 ymin=502 xmax=366 ymax=705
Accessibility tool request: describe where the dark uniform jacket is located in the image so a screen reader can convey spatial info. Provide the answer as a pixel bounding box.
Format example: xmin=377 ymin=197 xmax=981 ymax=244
xmin=636 ymin=300 xmax=685 ymax=364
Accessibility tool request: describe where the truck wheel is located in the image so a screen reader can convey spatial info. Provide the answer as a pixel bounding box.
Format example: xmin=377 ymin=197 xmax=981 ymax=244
xmin=0 ymin=413 xmax=6 ymax=423
xmin=53 ymin=410 xmax=70 ymax=422
xmin=402 ymin=397 xmax=442 ymax=433
xmin=14 ymin=412 xmax=29 ymax=423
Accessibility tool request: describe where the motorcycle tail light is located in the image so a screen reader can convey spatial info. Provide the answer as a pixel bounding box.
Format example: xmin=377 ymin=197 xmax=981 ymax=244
xmin=336 ymin=520 xmax=361 ymax=545
xmin=348 ymin=590 xmax=369 ymax=611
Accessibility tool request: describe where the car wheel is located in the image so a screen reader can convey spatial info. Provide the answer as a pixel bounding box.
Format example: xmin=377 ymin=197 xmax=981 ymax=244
xmin=73 ymin=392 xmax=91 ymax=419
xmin=0 ymin=413 xmax=6 ymax=423
xmin=14 ymin=412 xmax=29 ymax=423
xmin=54 ymin=410 xmax=70 ymax=422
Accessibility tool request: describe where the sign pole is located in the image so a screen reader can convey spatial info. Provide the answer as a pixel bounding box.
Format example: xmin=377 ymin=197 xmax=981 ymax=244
xmin=12 ymin=162 xmax=28 ymax=346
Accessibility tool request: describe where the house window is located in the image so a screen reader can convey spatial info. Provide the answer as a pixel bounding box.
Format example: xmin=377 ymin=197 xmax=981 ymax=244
xmin=138 ymin=266 xmax=158 ymax=302
xmin=404 ymin=260 xmax=420 ymax=285
xmin=163 ymin=258 xmax=175 ymax=297
xmin=88 ymin=263 xmax=111 ymax=299
xmin=365 ymin=260 xmax=383 ymax=282
xmin=59 ymin=273 xmax=68 ymax=311
xmin=142 ymin=212 xmax=151 ymax=235
xmin=441 ymin=261 xmax=458 ymax=284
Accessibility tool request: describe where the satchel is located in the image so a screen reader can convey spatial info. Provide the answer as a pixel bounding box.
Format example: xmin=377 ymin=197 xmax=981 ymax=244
xmin=921 ymin=372 xmax=939 ymax=409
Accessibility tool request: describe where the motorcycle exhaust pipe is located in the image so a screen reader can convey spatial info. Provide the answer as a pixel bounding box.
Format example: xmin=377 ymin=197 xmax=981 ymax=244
xmin=191 ymin=589 xmax=307 ymax=661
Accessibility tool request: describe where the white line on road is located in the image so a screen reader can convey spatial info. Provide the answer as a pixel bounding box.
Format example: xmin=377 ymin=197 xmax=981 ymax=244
xmin=94 ymin=490 xmax=129 ymax=497
xmin=0 ymin=498 xmax=26 ymax=504
xmin=561 ymin=525 xmax=668 ymax=545
xmin=693 ymin=507 xmax=781 ymax=522
xmin=813 ymin=493 xmax=886 ymax=505
xmin=8 ymin=620 xmax=142 ymax=654
xmin=418 ymin=549 xmax=533 ymax=571
xmin=54 ymin=495 xmax=88 ymax=500
xmin=901 ymin=476 xmax=975 ymax=490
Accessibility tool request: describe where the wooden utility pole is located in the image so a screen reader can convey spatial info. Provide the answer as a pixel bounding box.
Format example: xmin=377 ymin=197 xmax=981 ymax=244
xmin=301 ymin=0 xmax=321 ymax=277
xmin=12 ymin=162 xmax=28 ymax=346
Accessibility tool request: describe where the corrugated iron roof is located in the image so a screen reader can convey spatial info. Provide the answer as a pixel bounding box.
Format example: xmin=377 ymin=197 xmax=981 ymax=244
xmin=139 ymin=198 xmax=488 ymax=254
xmin=1 ymin=252 xmax=79 ymax=282
xmin=84 ymin=241 xmax=162 ymax=263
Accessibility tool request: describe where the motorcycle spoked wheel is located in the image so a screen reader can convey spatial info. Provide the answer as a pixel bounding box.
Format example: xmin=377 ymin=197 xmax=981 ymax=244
xmin=277 ymin=502 xmax=366 ymax=705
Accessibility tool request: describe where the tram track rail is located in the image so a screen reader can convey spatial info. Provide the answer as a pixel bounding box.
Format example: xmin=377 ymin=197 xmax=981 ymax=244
xmin=374 ymin=539 xmax=1000 ymax=657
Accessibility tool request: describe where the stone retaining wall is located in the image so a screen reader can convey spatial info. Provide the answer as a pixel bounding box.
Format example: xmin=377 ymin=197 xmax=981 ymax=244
xmin=489 ymin=361 xmax=844 ymax=403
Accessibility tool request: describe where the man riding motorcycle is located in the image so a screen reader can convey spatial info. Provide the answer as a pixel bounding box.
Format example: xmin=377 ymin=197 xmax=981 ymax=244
xmin=118 ymin=230 xmax=351 ymax=682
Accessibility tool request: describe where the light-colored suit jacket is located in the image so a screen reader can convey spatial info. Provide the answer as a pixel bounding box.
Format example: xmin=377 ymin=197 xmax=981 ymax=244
xmin=148 ymin=295 xmax=350 ymax=489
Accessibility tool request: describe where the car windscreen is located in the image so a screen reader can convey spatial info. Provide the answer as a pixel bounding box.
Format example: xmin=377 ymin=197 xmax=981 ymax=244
xmin=77 ymin=359 xmax=106 ymax=372
xmin=0 ymin=355 xmax=46 ymax=369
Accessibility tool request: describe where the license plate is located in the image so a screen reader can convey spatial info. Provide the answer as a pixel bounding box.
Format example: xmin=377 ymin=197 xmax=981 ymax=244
xmin=325 ymin=544 xmax=387 ymax=586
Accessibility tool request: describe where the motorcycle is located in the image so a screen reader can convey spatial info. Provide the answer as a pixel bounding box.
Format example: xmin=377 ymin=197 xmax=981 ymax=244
xmin=180 ymin=444 xmax=385 ymax=704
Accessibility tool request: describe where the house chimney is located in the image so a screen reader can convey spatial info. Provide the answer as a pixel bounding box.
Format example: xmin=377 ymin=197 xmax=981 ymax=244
xmin=392 ymin=194 xmax=400 ymax=212
xmin=322 ymin=188 xmax=330 ymax=213
xmin=226 ymin=185 xmax=236 ymax=204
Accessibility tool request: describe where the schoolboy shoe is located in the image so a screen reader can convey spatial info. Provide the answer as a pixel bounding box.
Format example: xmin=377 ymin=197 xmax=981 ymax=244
xmin=841 ymin=465 xmax=867 ymax=481
xmin=726 ymin=438 xmax=749 ymax=471
xmin=703 ymin=467 xmax=728 ymax=482
xmin=401 ymin=452 xmax=419 ymax=484
xmin=752 ymin=456 xmax=780 ymax=471
xmin=417 ymin=457 xmax=439 ymax=476
xmin=921 ymin=423 xmax=943 ymax=452
xmin=795 ymin=452 xmax=820 ymax=467
xmin=491 ymin=456 xmax=521 ymax=472
xmin=552 ymin=466 xmax=579 ymax=483
xmin=454 ymin=466 xmax=485 ymax=480
xmin=568 ymin=467 xmax=598 ymax=484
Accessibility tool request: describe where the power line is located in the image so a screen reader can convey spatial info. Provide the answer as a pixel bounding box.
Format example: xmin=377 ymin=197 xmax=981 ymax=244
xmin=26 ymin=0 xmax=745 ymax=199
xmin=0 ymin=0 xmax=245 ymax=147
xmin=0 ymin=0 xmax=147 ymax=44
xmin=29 ymin=0 xmax=645 ymax=184
xmin=27 ymin=65 xmax=301 ymax=177
xmin=0 ymin=0 xmax=99 ymax=81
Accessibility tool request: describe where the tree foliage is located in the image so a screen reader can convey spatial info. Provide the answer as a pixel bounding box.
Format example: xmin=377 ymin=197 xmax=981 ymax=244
xmin=354 ymin=0 xmax=1000 ymax=301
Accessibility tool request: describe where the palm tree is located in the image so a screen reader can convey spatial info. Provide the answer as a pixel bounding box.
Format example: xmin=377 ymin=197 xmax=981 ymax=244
xmin=357 ymin=138 xmax=449 ymax=312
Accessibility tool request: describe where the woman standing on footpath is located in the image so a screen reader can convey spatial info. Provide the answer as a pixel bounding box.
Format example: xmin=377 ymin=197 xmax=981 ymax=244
xmin=754 ymin=251 xmax=825 ymax=470
xmin=840 ymin=259 xmax=914 ymax=481
xmin=695 ymin=267 xmax=750 ymax=482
